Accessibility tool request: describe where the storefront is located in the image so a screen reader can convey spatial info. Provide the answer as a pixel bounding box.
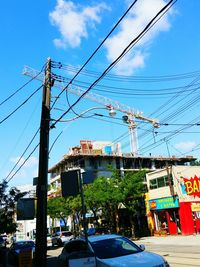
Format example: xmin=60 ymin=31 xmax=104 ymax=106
xmin=149 ymin=196 xmax=180 ymax=235
xmin=146 ymin=166 xmax=200 ymax=236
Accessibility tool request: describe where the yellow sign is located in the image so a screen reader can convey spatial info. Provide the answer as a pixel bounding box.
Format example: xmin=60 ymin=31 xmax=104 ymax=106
xmin=183 ymin=176 xmax=200 ymax=198
xmin=19 ymin=251 xmax=33 ymax=267
xmin=191 ymin=203 xmax=200 ymax=212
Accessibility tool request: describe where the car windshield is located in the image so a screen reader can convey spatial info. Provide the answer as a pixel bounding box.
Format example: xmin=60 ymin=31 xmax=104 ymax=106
xmin=90 ymin=237 xmax=141 ymax=259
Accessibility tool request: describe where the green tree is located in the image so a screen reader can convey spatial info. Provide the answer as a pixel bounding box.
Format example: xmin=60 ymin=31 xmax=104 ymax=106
xmin=47 ymin=195 xmax=82 ymax=233
xmin=84 ymin=169 xmax=146 ymax=237
xmin=47 ymin=169 xmax=146 ymax=237
xmin=191 ymin=160 xmax=200 ymax=166
xmin=120 ymin=171 xmax=146 ymax=237
xmin=47 ymin=197 xmax=72 ymax=230
xmin=0 ymin=180 xmax=27 ymax=234
xmin=84 ymin=170 xmax=123 ymax=232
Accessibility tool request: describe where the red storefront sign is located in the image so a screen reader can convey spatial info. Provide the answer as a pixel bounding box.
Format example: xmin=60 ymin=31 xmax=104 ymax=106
xmin=150 ymin=201 xmax=157 ymax=209
xmin=183 ymin=175 xmax=200 ymax=198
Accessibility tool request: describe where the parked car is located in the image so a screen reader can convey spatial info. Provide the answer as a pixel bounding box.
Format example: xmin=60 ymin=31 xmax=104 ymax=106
xmin=51 ymin=231 xmax=74 ymax=247
xmin=47 ymin=233 xmax=52 ymax=249
xmin=57 ymin=234 xmax=170 ymax=267
xmin=7 ymin=240 xmax=35 ymax=267
xmin=57 ymin=239 xmax=96 ymax=267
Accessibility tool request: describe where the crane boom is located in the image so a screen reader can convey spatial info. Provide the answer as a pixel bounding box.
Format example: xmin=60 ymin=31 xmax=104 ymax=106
xmin=23 ymin=66 xmax=159 ymax=126
xmin=23 ymin=65 xmax=160 ymax=155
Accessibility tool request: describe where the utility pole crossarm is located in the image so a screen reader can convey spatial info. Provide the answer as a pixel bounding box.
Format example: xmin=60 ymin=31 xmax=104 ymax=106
xmin=23 ymin=66 xmax=159 ymax=127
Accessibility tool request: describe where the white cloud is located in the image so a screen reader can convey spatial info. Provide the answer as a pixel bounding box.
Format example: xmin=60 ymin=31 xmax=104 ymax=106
xmin=175 ymin=141 xmax=197 ymax=152
xmin=10 ymin=156 xmax=38 ymax=169
xmin=49 ymin=0 xmax=109 ymax=48
xmin=7 ymin=156 xmax=38 ymax=186
xmin=104 ymin=0 xmax=174 ymax=75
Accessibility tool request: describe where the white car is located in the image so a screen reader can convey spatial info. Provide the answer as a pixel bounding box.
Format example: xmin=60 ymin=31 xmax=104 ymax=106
xmin=47 ymin=234 xmax=52 ymax=248
xmin=51 ymin=231 xmax=74 ymax=247
xmin=57 ymin=234 xmax=170 ymax=267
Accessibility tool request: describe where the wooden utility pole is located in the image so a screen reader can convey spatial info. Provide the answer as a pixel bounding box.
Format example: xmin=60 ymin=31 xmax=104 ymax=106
xmin=34 ymin=58 xmax=51 ymax=267
xmin=166 ymin=162 xmax=175 ymax=196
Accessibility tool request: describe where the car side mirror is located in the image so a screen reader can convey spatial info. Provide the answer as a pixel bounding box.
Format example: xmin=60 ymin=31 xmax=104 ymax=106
xmin=139 ymin=244 xmax=145 ymax=251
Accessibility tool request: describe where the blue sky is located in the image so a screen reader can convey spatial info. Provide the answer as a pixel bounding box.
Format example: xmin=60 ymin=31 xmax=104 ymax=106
xmin=1 ymin=0 xmax=200 ymax=187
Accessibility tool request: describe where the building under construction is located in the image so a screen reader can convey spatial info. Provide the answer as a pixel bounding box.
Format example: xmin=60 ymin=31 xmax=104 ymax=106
xmin=48 ymin=140 xmax=196 ymax=191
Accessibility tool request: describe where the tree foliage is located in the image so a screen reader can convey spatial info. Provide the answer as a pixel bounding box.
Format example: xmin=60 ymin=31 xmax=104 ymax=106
xmin=47 ymin=170 xmax=146 ymax=236
xmin=0 ymin=180 xmax=27 ymax=234
xmin=84 ymin=169 xmax=146 ymax=234
xmin=191 ymin=160 xmax=200 ymax=166
xmin=47 ymin=195 xmax=82 ymax=230
xmin=120 ymin=170 xmax=146 ymax=214
xmin=84 ymin=169 xmax=123 ymax=230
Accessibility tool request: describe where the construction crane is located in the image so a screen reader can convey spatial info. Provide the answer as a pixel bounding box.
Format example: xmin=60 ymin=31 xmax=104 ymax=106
xmin=23 ymin=65 xmax=160 ymax=156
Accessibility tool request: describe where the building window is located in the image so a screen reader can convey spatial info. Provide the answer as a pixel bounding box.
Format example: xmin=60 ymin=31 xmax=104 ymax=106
xmin=150 ymin=179 xmax=158 ymax=189
xmin=149 ymin=175 xmax=173 ymax=189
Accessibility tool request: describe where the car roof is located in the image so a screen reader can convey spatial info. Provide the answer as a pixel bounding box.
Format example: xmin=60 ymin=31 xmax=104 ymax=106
xmin=56 ymin=231 xmax=72 ymax=233
xmin=88 ymin=234 xmax=121 ymax=242
xmin=14 ymin=240 xmax=34 ymax=244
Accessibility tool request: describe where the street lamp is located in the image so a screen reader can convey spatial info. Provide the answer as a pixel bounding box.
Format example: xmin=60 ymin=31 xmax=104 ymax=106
xmin=53 ymin=105 xmax=117 ymax=123
xmin=108 ymin=108 xmax=117 ymax=117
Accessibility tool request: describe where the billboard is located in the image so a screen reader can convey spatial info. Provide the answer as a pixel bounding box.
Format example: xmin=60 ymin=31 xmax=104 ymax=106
xmin=17 ymin=198 xmax=35 ymax=220
xmin=61 ymin=170 xmax=80 ymax=197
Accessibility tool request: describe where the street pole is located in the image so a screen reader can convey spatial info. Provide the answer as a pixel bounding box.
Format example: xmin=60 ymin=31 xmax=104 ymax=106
xmin=35 ymin=58 xmax=51 ymax=267
xmin=166 ymin=163 xmax=175 ymax=197
xmin=78 ymin=170 xmax=88 ymax=245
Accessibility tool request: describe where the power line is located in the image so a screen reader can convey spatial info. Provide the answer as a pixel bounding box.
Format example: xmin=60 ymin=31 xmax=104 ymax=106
xmin=53 ymin=73 xmax=200 ymax=95
xmin=0 ymin=65 xmax=45 ymax=107
xmin=51 ymin=0 xmax=176 ymax=129
xmin=59 ymin=64 xmax=200 ymax=83
xmin=0 ymin=85 xmax=42 ymax=125
xmin=139 ymin=116 xmax=200 ymax=155
xmin=5 ymin=128 xmax=40 ymax=182
xmin=149 ymin=74 xmax=200 ymax=119
xmin=139 ymin=115 xmax=200 ymax=153
xmin=136 ymin=74 xmax=200 ymax=142
xmin=7 ymin=143 xmax=39 ymax=183
xmin=51 ymin=0 xmax=139 ymax=110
